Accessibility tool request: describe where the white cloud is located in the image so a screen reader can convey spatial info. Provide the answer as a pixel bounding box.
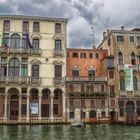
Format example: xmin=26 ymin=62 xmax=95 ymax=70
xmin=0 ymin=0 xmax=140 ymax=48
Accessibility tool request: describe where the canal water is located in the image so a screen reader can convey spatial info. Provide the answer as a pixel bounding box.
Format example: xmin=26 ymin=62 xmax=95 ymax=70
xmin=0 ymin=124 xmax=140 ymax=140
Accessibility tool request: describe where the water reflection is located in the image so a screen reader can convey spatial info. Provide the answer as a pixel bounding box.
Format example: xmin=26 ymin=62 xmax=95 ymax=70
xmin=0 ymin=124 xmax=140 ymax=140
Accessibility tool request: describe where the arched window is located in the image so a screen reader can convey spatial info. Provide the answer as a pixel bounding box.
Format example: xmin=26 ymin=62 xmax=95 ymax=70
xmin=30 ymin=88 xmax=38 ymax=99
xmin=133 ymin=76 xmax=138 ymax=90
xmin=120 ymin=76 xmax=125 ymax=90
xmin=89 ymin=110 xmax=96 ymax=118
xmin=9 ymin=58 xmax=20 ymax=76
xmin=118 ymin=52 xmax=123 ymax=65
xmin=131 ymin=52 xmax=136 ymax=65
xmin=10 ymin=34 xmax=20 ymax=48
xmin=42 ymin=88 xmax=50 ymax=99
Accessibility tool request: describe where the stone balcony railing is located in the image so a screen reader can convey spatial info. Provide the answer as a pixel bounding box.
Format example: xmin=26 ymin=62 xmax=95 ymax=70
xmin=0 ymin=76 xmax=41 ymax=84
xmin=119 ymin=90 xmax=140 ymax=97
xmin=0 ymin=47 xmax=41 ymax=55
xmin=53 ymin=77 xmax=65 ymax=85
xmin=66 ymin=76 xmax=107 ymax=82
xmin=53 ymin=49 xmax=64 ymax=57
xmin=118 ymin=65 xmax=139 ymax=71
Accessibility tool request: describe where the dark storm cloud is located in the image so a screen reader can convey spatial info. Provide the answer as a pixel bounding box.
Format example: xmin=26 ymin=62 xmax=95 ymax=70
xmin=0 ymin=0 xmax=140 ymax=48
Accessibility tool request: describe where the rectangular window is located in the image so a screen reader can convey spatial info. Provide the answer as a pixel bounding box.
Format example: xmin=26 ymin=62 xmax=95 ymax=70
xmin=55 ymin=23 xmax=61 ymax=33
xmin=33 ymin=22 xmax=39 ymax=32
xmin=70 ymin=100 xmax=74 ymax=107
xmin=23 ymin=21 xmax=29 ymax=32
xmin=32 ymin=65 xmax=39 ymax=77
xmin=53 ymin=104 xmax=58 ymax=115
xmin=81 ymin=100 xmax=85 ymax=107
xmin=111 ymin=100 xmax=115 ymax=108
xmin=22 ymin=38 xmax=26 ymax=48
xmin=3 ymin=20 xmax=10 ymax=31
xmin=67 ymin=52 xmax=69 ymax=58
xmin=72 ymin=70 xmax=79 ymax=78
xmin=109 ymin=71 xmax=114 ymax=79
xmin=117 ymin=35 xmax=124 ymax=42
xmin=55 ymin=65 xmax=62 ymax=78
xmin=110 ymin=85 xmax=115 ymax=94
xmin=101 ymin=111 xmax=106 ymax=117
xmin=70 ymin=112 xmax=75 ymax=119
xmin=33 ymin=39 xmax=39 ymax=49
xmin=89 ymin=53 xmax=93 ymax=58
xmin=1 ymin=57 xmax=7 ymax=76
xmin=80 ymin=53 xmax=86 ymax=58
xmin=55 ymin=40 xmax=61 ymax=50
xmin=101 ymin=100 xmax=105 ymax=107
xmin=73 ymin=53 xmax=78 ymax=58
xmin=101 ymin=85 xmax=105 ymax=92
xmin=129 ymin=36 xmax=134 ymax=42
xmin=81 ymin=84 xmax=84 ymax=92
xmin=88 ymin=70 xmax=95 ymax=79
xmin=91 ymin=100 xmax=95 ymax=107
xmin=107 ymin=58 xmax=114 ymax=68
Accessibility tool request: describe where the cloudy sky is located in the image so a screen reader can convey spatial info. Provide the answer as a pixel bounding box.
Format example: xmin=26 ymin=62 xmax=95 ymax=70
xmin=0 ymin=0 xmax=140 ymax=48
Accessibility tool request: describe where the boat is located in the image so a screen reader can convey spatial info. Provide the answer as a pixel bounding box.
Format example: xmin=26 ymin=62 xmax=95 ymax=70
xmin=71 ymin=120 xmax=85 ymax=127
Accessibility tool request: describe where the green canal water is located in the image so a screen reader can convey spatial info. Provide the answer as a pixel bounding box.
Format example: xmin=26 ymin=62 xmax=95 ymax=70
xmin=0 ymin=124 xmax=140 ymax=140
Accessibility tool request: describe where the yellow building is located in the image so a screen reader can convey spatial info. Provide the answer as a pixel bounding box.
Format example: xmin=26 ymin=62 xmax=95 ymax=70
xmin=0 ymin=15 xmax=68 ymax=123
xmin=99 ymin=26 xmax=140 ymax=123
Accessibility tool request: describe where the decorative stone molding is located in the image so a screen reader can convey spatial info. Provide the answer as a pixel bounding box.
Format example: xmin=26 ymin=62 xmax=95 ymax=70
xmin=53 ymin=34 xmax=64 ymax=40
xmin=72 ymin=65 xmax=80 ymax=70
xmin=87 ymin=65 xmax=95 ymax=71
xmin=30 ymin=58 xmax=42 ymax=65
xmin=30 ymin=33 xmax=42 ymax=39
xmin=52 ymin=60 xmax=64 ymax=65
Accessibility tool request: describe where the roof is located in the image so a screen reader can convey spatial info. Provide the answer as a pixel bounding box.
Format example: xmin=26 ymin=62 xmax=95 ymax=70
xmin=0 ymin=15 xmax=68 ymax=23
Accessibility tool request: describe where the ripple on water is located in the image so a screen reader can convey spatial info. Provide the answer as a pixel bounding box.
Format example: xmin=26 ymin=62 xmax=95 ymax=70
xmin=0 ymin=125 xmax=140 ymax=140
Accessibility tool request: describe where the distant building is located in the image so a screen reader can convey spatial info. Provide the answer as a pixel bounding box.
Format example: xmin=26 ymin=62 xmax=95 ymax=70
xmin=66 ymin=48 xmax=108 ymax=122
xmin=99 ymin=26 xmax=140 ymax=123
xmin=0 ymin=15 xmax=68 ymax=123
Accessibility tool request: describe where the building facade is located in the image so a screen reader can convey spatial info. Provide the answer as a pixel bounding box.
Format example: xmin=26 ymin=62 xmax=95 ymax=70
xmin=0 ymin=15 xmax=67 ymax=123
xmin=66 ymin=48 xmax=109 ymax=122
xmin=99 ymin=26 xmax=140 ymax=123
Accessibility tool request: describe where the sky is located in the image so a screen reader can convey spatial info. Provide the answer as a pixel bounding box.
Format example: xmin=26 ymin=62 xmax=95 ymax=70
xmin=0 ymin=0 xmax=140 ymax=48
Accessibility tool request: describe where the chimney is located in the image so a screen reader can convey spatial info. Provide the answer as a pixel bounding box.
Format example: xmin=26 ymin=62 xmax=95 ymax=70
xmin=92 ymin=45 xmax=96 ymax=49
xmin=121 ymin=26 xmax=124 ymax=30
xmin=107 ymin=29 xmax=109 ymax=35
xmin=103 ymin=32 xmax=106 ymax=40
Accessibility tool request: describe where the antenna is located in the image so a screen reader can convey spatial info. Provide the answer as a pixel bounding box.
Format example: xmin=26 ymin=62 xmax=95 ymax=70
xmin=89 ymin=26 xmax=95 ymax=49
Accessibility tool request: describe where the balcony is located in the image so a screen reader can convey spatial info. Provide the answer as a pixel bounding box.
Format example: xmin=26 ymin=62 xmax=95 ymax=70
xmin=0 ymin=76 xmax=29 ymax=84
xmin=30 ymin=77 xmax=41 ymax=84
xmin=0 ymin=47 xmax=41 ymax=55
xmin=53 ymin=77 xmax=65 ymax=86
xmin=118 ymin=65 xmax=139 ymax=71
xmin=53 ymin=49 xmax=64 ymax=57
xmin=66 ymin=76 xmax=107 ymax=82
xmin=0 ymin=76 xmax=40 ymax=84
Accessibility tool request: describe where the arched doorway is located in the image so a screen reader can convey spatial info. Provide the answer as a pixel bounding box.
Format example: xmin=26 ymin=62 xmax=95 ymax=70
xmin=110 ymin=111 xmax=116 ymax=122
xmin=41 ymin=88 xmax=51 ymax=117
xmin=89 ymin=110 xmax=96 ymax=118
xmin=53 ymin=88 xmax=62 ymax=117
xmin=9 ymin=88 xmax=19 ymax=120
xmin=126 ymin=101 xmax=135 ymax=122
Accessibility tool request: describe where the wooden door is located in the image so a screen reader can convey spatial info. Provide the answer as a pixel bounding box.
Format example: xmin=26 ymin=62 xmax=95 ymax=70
xmin=10 ymin=101 xmax=19 ymax=120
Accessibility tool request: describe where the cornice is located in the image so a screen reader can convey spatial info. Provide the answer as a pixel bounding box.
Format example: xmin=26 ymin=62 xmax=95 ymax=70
xmin=0 ymin=15 xmax=68 ymax=23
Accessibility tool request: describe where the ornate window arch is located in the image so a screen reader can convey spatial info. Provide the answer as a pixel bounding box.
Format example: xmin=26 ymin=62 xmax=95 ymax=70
xmin=10 ymin=33 xmax=20 ymax=48
xmin=131 ymin=52 xmax=136 ymax=65
xmin=118 ymin=51 xmax=123 ymax=65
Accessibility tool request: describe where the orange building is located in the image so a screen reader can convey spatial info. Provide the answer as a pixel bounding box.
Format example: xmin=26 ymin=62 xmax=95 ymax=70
xmin=66 ymin=48 xmax=109 ymax=123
